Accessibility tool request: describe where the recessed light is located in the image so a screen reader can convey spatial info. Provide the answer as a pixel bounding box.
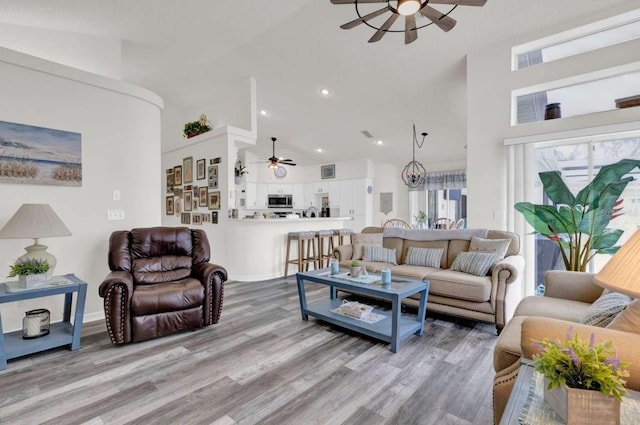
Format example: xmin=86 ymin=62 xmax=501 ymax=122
xmin=320 ymin=88 xmax=330 ymax=96
xmin=376 ymin=140 xmax=383 ymax=145
xmin=316 ymin=148 xmax=323 ymax=153
xmin=259 ymin=109 xmax=268 ymax=116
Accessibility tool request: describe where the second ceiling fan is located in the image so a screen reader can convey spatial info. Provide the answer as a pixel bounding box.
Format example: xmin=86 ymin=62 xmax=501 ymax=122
xmin=264 ymin=137 xmax=296 ymax=169
xmin=331 ymin=0 xmax=487 ymax=44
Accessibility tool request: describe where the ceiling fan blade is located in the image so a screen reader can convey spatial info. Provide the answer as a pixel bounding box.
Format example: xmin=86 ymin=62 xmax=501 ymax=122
xmin=420 ymin=6 xmax=457 ymax=32
xmin=428 ymin=0 xmax=487 ymax=6
xmin=280 ymin=162 xmax=297 ymax=166
xmin=331 ymin=0 xmax=387 ymax=4
xmin=340 ymin=6 xmax=389 ymax=29
xmin=368 ymin=12 xmax=399 ymax=43
xmin=405 ymin=14 xmax=417 ymax=44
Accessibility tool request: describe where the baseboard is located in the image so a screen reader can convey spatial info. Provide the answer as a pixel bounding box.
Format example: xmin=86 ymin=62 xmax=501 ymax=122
xmin=84 ymin=310 xmax=105 ymax=323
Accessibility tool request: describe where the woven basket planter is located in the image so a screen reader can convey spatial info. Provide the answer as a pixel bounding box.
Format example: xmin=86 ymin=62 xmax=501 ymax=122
xmin=544 ymin=378 xmax=620 ymax=425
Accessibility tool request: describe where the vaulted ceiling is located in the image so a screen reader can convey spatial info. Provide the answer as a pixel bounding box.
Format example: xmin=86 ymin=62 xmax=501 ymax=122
xmin=0 ymin=0 xmax=634 ymax=168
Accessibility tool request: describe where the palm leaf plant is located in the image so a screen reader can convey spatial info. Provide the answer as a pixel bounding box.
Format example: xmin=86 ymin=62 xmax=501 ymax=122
xmin=515 ymin=158 xmax=640 ymax=272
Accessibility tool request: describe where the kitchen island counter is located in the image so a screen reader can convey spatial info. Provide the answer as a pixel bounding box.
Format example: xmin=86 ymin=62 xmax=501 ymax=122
xmin=226 ymin=217 xmax=351 ymax=281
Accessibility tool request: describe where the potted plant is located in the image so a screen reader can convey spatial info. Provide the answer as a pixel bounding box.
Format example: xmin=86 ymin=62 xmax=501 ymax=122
xmin=515 ymin=159 xmax=640 ymax=271
xmin=183 ymin=114 xmax=211 ymax=138
xmin=234 ymin=160 xmax=248 ymax=185
xmin=532 ymin=328 xmax=629 ymax=424
xmin=9 ymin=258 xmax=50 ymax=288
xmin=350 ymin=260 xmax=361 ymax=278
xmin=414 ymin=210 xmax=428 ymax=228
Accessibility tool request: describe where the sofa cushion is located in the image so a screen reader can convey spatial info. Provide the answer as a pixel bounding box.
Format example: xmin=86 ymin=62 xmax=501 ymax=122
xmin=390 ymin=264 xmax=439 ymax=281
xmin=469 ymin=236 xmax=511 ymax=260
xmin=405 ymin=247 xmax=443 ymax=268
xmin=581 ymin=292 xmax=633 ymax=327
xmin=351 ymin=232 xmax=383 ymax=260
xmin=450 ymin=252 xmax=497 ymax=276
xmin=608 ymin=299 xmax=640 ymax=334
xmin=426 ymin=269 xmax=491 ymax=302
xmin=494 ymin=316 xmax=526 ymax=372
xmin=513 ymin=295 xmax=591 ymax=323
xmin=363 ymin=246 xmax=398 ymax=265
xmin=401 ymin=240 xmax=449 ymax=268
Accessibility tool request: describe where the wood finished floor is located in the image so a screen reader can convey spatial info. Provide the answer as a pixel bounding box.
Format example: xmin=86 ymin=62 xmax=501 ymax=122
xmin=0 ymin=277 xmax=498 ymax=425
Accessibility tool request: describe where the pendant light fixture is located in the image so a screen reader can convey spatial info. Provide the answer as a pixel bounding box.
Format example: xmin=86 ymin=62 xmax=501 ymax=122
xmin=401 ymin=124 xmax=427 ymax=188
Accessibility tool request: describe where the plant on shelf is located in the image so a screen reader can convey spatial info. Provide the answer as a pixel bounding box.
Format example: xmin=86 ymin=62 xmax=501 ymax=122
xmin=515 ymin=159 xmax=640 ymax=271
xmin=351 ymin=260 xmax=360 ymax=267
xmin=234 ymin=160 xmax=248 ymax=177
xmin=8 ymin=258 xmax=50 ymax=277
xmin=183 ymin=114 xmax=211 ymax=138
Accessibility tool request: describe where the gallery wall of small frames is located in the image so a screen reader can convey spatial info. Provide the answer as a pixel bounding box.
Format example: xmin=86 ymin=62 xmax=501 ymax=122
xmin=166 ymin=156 xmax=222 ymax=225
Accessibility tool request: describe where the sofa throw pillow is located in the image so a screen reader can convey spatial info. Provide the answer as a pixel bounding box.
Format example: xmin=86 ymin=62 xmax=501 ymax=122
xmin=582 ymin=292 xmax=633 ymax=327
xmin=405 ymin=247 xmax=443 ymax=268
xmin=450 ymin=252 xmax=497 ymax=276
xmin=351 ymin=232 xmax=383 ymax=260
xmin=363 ymin=245 xmax=398 ymax=265
xmin=469 ymin=236 xmax=511 ymax=261
xmin=607 ymin=299 xmax=640 ymax=333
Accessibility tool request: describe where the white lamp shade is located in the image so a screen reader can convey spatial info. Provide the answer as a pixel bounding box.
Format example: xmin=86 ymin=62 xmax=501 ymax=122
xmin=594 ymin=229 xmax=640 ymax=298
xmin=0 ymin=204 xmax=71 ymax=240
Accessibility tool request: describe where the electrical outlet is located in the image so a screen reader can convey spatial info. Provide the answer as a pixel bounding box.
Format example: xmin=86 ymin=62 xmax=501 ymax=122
xmin=107 ymin=209 xmax=125 ymax=220
xmin=113 ymin=190 xmax=121 ymax=201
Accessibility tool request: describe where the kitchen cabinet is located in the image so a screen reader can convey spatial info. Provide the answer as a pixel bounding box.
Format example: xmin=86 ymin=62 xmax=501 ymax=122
xmin=339 ymin=178 xmax=372 ymax=231
xmin=292 ymin=184 xmax=304 ymax=208
xmin=245 ymin=182 xmax=256 ymax=208
xmin=328 ymin=181 xmax=340 ymax=208
xmin=255 ymin=183 xmax=268 ymax=208
xmin=304 ymin=183 xmax=316 ymax=207
xmin=267 ymin=183 xmax=292 ymax=195
xmin=313 ymin=182 xmax=328 ymax=194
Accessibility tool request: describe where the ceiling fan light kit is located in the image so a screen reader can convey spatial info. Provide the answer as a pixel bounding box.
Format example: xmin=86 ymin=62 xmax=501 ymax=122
xmin=330 ymin=0 xmax=487 ymax=44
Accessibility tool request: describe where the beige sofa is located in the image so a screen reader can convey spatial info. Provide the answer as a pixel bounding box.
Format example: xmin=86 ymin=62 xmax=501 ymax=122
xmin=492 ymin=270 xmax=640 ymax=424
xmin=333 ymin=227 xmax=524 ymax=333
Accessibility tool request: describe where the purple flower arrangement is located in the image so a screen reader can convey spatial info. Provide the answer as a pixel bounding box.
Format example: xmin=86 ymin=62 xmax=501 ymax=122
xmin=532 ymin=327 xmax=630 ymax=402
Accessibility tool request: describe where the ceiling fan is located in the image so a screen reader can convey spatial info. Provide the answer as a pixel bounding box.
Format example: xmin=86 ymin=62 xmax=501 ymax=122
xmin=330 ymin=0 xmax=487 ymax=44
xmin=261 ymin=137 xmax=296 ymax=169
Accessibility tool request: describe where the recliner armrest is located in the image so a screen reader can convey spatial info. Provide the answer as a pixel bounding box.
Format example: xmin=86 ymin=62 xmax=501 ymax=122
xmin=192 ymin=262 xmax=228 ymax=283
xmin=99 ymin=270 xmax=134 ymax=298
xmin=99 ymin=270 xmax=135 ymax=344
xmin=192 ymin=262 xmax=227 ymax=325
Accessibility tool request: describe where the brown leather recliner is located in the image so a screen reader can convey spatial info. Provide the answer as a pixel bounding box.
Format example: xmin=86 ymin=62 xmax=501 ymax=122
xmin=99 ymin=227 xmax=227 ymax=344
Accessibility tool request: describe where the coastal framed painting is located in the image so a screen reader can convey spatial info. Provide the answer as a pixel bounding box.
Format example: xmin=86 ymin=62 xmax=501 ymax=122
xmin=321 ymin=164 xmax=335 ymax=179
xmin=0 ymin=120 xmax=82 ymax=186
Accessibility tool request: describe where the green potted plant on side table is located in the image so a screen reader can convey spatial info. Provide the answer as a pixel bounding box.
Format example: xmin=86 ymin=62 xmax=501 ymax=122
xmin=9 ymin=258 xmax=50 ymax=289
xmin=532 ymin=328 xmax=630 ymax=424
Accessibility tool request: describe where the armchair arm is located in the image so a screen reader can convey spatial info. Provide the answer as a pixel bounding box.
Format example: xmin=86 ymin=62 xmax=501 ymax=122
xmin=543 ymin=270 xmax=603 ymax=303
xmin=334 ymin=245 xmax=353 ymax=262
xmin=192 ymin=262 xmax=227 ymax=325
xmin=521 ymin=317 xmax=640 ymax=391
xmin=492 ymin=254 xmax=525 ymax=330
xmin=98 ymin=271 xmax=134 ymax=344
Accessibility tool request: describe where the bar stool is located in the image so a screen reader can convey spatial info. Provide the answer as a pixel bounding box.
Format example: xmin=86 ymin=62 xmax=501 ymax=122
xmin=284 ymin=231 xmax=317 ymax=276
xmin=333 ymin=228 xmax=353 ymax=247
xmin=315 ymin=230 xmax=334 ymax=268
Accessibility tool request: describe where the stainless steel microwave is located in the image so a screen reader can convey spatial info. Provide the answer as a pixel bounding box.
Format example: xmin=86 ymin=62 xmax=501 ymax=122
xmin=268 ymin=194 xmax=293 ymax=208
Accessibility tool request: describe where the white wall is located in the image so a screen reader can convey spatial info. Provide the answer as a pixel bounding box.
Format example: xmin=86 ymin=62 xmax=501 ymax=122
xmin=0 ymin=23 xmax=122 ymax=80
xmin=0 ymin=47 xmax=163 ymax=331
xmin=466 ymin=4 xmax=640 ymax=230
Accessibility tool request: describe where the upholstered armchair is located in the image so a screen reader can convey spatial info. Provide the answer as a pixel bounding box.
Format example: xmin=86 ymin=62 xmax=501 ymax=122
xmin=99 ymin=227 xmax=227 ymax=344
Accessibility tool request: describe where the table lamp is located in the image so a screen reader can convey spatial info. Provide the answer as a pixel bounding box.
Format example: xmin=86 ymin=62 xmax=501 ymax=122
xmin=0 ymin=204 xmax=72 ymax=278
xmin=594 ymin=229 xmax=640 ymax=329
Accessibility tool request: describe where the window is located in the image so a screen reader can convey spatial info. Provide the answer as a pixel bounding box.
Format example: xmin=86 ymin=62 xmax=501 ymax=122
xmin=409 ymin=170 xmax=467 ymax=228
xmin=528 ymin=135 xmax=640 ymax=289
xmin=513 ymin=12 xmax=640 ymax=70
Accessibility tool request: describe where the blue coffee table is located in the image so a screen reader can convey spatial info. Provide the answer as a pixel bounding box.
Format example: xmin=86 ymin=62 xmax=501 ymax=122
xmin=296 ymin=268 xmax=429 ymax=352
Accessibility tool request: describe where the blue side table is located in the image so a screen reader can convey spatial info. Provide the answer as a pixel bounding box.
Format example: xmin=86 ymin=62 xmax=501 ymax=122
xmin=0 ymin=274 xmax=87 ymax=370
